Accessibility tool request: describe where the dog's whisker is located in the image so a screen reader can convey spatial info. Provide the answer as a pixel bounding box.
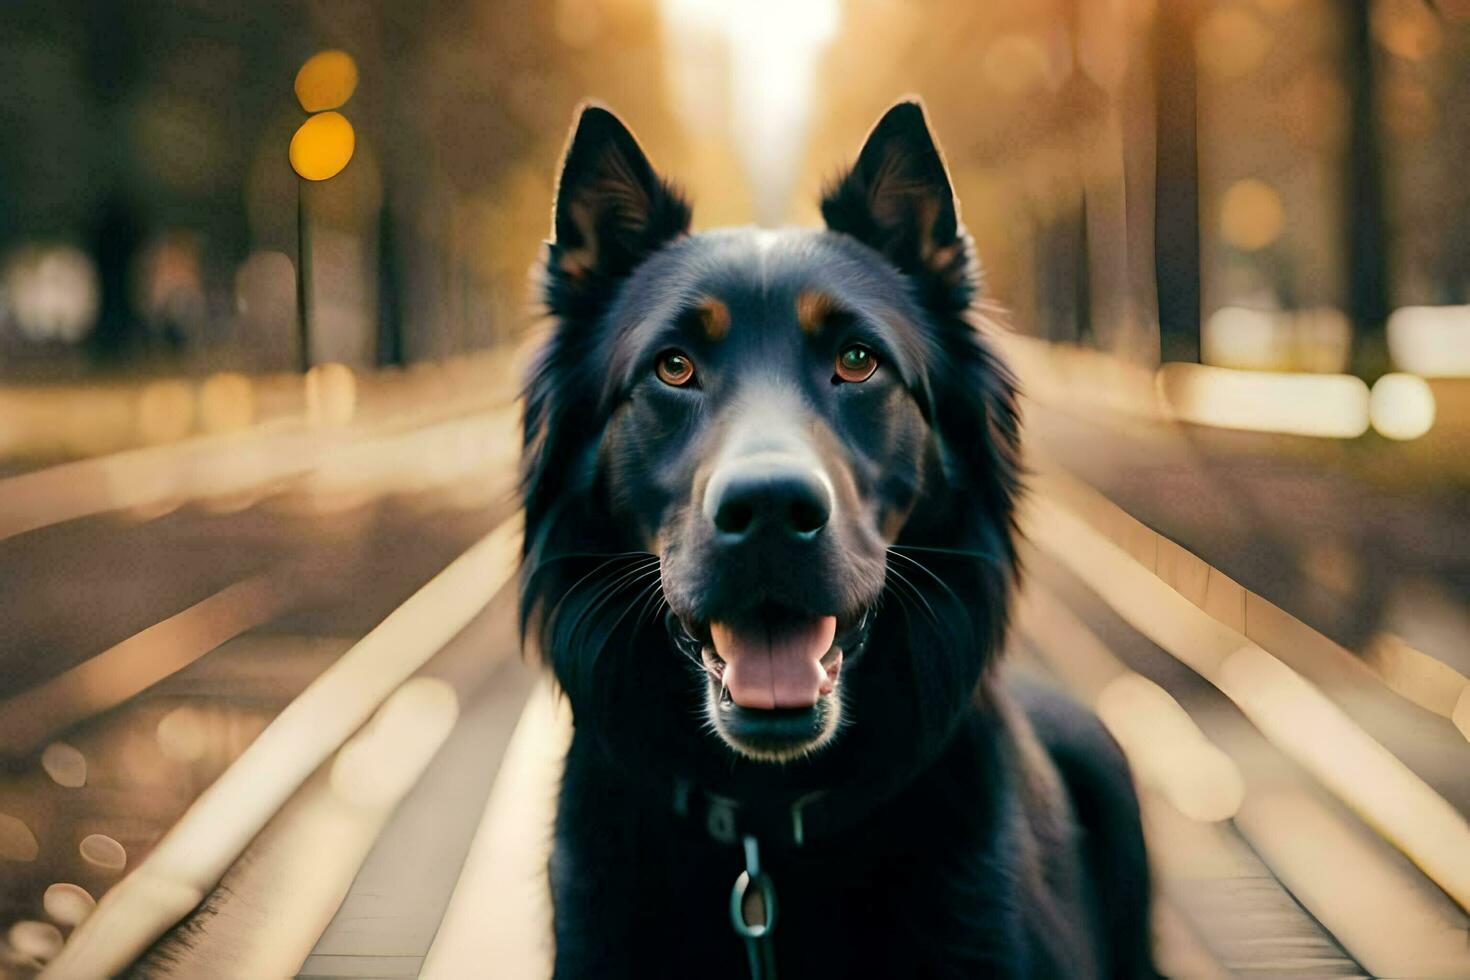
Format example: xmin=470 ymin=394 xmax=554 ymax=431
xmin=526 ymin=549 xmax=657 ymax=577
xmin=889 ymin=543 xmax=1006 ymax=565
xmin=884 ymin=564 xmax=945 ymax=637
xmin=552 ymin=563 xmax=660 ymax=663
xmin=570 ymin=562 xmax=661 ymax=643
xmin=573 ymin=564 xmax=664 ymax=664
xmin=630 ymin=576 xmax=671 ymax=636
xmin=887 ymin=550 xmax=972 ymax=629
xmin=539 ymin=553 xmax=657 ymax=631
xmin=608 ymin=576 xmax=668 ymax=657
xmin=880 ymin=575 xmax=925 ymax=640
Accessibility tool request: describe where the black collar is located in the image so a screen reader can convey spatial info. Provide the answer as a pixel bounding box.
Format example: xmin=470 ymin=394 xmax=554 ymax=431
xmin=672 ymin=779 xmax=830 ymax=848
xmin=670 ymin=753 xmax=928 ymax=849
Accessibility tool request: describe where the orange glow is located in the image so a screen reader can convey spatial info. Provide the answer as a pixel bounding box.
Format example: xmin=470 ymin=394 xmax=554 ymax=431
xmin=983 ymin=35 xmax=1052 ymax=96
xmin=1218 ymin=179 xmax=1284 ymax=251
xmin=289 ymin=112 xmax=355 ymax=182
xmin=1196 ymin=7 xmax=1272 ymax=78
xmin=305 ymin=362 xmax=358 ymax=425
xmin=136 ymin=380 xmax=196 ymax=445
xmin=198 ymin=372 xmax=256 ymax=433
xmin=294 ymin=50 xmax=359 ymax=113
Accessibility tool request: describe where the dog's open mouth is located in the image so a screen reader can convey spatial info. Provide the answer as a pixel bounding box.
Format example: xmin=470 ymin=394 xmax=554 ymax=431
xmin=671 ymin=602 xmax=870 ymax=762
xmin=702 ymin=605 xmax=842 ymax=711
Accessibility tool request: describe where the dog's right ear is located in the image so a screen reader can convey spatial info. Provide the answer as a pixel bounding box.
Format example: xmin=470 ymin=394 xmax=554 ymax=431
xmin=544 ymin=104 xmax=692 ymax=319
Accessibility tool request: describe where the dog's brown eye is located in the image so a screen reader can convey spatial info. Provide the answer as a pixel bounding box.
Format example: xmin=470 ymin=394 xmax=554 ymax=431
xmin=835 ymin=345 xmax=878 ymax=383
xmin=655 ymin=349 xmax=696 ymax=387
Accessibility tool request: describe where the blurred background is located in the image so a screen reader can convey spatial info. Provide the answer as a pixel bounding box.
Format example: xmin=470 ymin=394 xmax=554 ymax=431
xmin=0 ymin=1 xmax=1467 ymax=977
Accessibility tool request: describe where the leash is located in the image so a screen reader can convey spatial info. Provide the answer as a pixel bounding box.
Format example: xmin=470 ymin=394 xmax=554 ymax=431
xmin=730 ymin=834 xmax=779 ymax=980
xmin=670 ymin=770 xmax=914 ymax=979
xmin=671 ymin=780 xmax=824 ymax=980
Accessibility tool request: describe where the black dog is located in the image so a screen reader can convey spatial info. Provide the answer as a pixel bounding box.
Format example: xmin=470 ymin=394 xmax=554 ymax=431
xmin=520 ymin=99 xmax=1154 ymax=979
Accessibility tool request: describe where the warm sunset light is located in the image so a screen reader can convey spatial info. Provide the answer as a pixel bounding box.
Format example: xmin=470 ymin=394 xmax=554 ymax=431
xmin=4 ymin=5 xmax=1469 ymax=978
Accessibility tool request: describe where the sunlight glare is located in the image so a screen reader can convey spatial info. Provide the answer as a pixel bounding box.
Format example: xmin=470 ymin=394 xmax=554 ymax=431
xmin=659 ymin=0 xmax=840 ymax=225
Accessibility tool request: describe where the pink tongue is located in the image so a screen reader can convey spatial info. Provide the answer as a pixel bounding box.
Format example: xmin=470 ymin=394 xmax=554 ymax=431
xmin=710 ymin=614 xmax=838 ymax=710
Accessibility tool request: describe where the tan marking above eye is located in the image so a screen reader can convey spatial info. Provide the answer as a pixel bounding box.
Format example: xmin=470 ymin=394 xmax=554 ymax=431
xmin=697 ymin=296 xmax=731 ymax=341
xmin=655 ymin=349 xmax=697 ymax=387
xmin=558 ymin=248 xmax=593 ymax=279
xmin=796 ymin=290 xmax=839 ymax=335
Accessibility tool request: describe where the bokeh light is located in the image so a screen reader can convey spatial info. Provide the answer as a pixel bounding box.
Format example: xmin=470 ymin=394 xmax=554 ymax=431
xmin=40 ymin=741 xmax=87 ymax=787
xmin=0 ymin=814 xmax=39 ymax=862
xmin=1372 ymin=0 xmax=1443 ymax=62
xmin=199 ymin=372 xmax=256 ymax=434
xmin=289 ymin=111 xmax=356 ymax=181
xmin=1159 ymin=362 xmax=1371 ymax=438
xmin=294 ymin=50 xmax=359 ymax=113
xmin=1370 ymin=372 xmax=1436 ymax=441
xmin=78 ymin=833 xmax=127 ymax=871
xmin=1 ymin=245 xmax=99 ymax=343
xmin=983 ymin=34 xmax=1053 ymax=96
xmin=42 ymin=883 xmax=96 ymax=928
xmin=1387 ymin=306 xmax=1470 ymax=377
xmin=3 ymin=5 xmax=1470 ymax=975
xmin=156 ymin=705 xmax=210 ymax=763
xmin=137 ymin=380 xmax=196 ymax=445
xmin=306 ymin=362 xmax=358 ymax=425
xmin=8 ymin=920 xmax=63 ymax=963
xmin=1203 ymin=306 xmax=1351 ymax=373
xmin=1196 ymin=6 xmax=1273 ymax=78
xmin=1219 ymin=178 xmax=1285 ymax=251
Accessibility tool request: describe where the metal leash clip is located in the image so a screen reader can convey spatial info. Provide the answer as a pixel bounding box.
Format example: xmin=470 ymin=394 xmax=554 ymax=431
xmin=729 ymin=834 xmax=779 ymax=980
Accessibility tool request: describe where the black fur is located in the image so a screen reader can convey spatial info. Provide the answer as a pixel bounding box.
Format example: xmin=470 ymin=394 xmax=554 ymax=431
xmin=520 ymin=99 xmax=1153 ymax=978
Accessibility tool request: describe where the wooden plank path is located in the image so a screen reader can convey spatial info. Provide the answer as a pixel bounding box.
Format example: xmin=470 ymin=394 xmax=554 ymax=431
xmin=0 ymin=347 xmax=1466 ymax=978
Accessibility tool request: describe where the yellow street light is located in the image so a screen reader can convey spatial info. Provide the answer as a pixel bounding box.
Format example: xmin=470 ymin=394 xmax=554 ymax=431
xmin=294 ymin=49 xmax=359 ymax=113
xmin=289 ymin=110 xmax=356 ymax=182
xmin=291 ymin=50 xmax=359 ymax=372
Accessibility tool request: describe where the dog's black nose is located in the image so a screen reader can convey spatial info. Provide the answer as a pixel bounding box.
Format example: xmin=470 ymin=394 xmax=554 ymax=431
xmin=706 ymin=457 xmax=832 ymax=542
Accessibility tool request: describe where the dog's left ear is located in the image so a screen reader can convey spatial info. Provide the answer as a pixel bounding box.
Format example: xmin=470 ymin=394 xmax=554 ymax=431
xmin=821 ymin=99 xmax=974 ymax=313
xmin=545 ymin=104 xmax=692 ymax=319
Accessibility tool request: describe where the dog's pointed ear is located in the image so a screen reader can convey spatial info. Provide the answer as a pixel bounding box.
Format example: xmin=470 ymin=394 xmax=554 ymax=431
xmin=821 ymin=99 xmax=974 ymax=312
xmin=545 ymin=104 xmax=692 ymax=318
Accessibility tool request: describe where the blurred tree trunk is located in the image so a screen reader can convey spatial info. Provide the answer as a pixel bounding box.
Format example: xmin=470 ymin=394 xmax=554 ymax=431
xmin=1340 ymin=1 xmax=1392 ymax=377
xmin=376 ymin=193 xmax=406 ymax=367
xmin=84 ymin=5 xmax=146 ymax=363
xmin=1152 ymin=0 xmax=1202 ymax=363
